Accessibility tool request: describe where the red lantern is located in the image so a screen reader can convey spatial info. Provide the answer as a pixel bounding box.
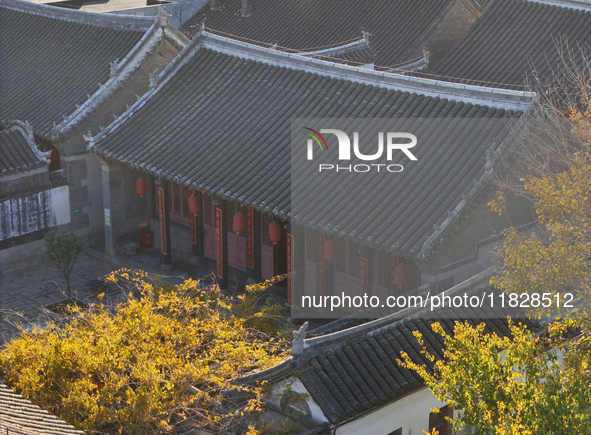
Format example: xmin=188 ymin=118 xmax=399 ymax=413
xmin=324 ymin=239 xmax=336 ymax=261
xmin=269 ymin=221 xmax=281 ymax=244
xmin=233 ymin=213 xmax=246 ymax=234
xmin=394 ymin=263 xmax=408 ymax=287
xmin=136 ymin=177 xmax=147 ymax=197
xmin=188 ymin=194 xmax=200 ymax=215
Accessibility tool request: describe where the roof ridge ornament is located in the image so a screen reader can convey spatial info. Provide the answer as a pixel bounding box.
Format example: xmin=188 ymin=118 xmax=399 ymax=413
xmin=4 ymin=119 xmax=52 ymax=162
xmin=291 ymin=321 xmax=309 ymax=356
xmin=200 ymin=15 xmax=206 ymax=31
xmin=110 ymin=59 xmax=120 ymax=79
xmin=157 ymin=6 xmax=169 ymax=28
xmin=149 ymin=69 xmax=159 ymax=88
xmin=422 ymin=47 xmax=430 ymax=65
xmin=361 ymin=27 xmax=372 ymax=46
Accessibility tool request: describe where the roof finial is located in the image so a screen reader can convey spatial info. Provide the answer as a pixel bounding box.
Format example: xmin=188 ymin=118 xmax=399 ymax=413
xmin=149 ymin=69 xmax=159 ymax=88
xmin=110 ymin=59 xmax=120 ymax=79
xmin=422 ymin=47 xmax=430 ymax=65
xmin=291 ymin=322 xmax=309 ymax=356
xmin=200 ymin=14 xmax=206 ymax=31
xmin=157 ymin=6 xmax=169 ymax=27
xmin=361 ymin=27 xmax=372 ymax=45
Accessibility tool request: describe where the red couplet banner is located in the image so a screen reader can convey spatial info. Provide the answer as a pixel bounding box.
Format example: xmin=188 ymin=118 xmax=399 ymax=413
xmin=157 ymin=187 xmax=167 ymax=255
xmin=216 ymin=208 xmax=223 ymax=279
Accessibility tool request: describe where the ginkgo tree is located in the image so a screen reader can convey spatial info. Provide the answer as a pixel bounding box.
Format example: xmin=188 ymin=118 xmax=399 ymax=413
xmin=0 ymin=269 xmax=291 ymax=435
xmin=399 ymin=48 xmax=591 ymax=435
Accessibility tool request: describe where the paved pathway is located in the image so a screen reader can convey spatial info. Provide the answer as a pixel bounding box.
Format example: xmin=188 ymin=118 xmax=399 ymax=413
xmin=0 ymin=247 xmax=289 ymax=343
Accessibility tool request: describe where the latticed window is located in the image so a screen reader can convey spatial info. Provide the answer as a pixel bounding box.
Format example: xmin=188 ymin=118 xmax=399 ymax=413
xmin=334 ymin=238 xmax=347 ymax=273
xmin=306 ymin=229 xmax=318 ymax=262
xmin=169 ymin=182 xmax=189 ymax=225
xmin=349 ymin=241 xmax=360 ymax=277
xmin=429 ymin=406 xmax=453 ymax=435
xmin=262 ymin=214 xmax=273 ymax=246
xmin=203 ymin=194 xmax=213 ymax=226
xmin=378 ymin=250 xmax=390 ymax=287
xmin=226 ymin=200 xmax=235 ymax=230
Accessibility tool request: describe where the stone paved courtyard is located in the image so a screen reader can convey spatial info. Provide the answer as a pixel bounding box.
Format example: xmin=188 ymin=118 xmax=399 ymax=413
xmin=0 ymin=247 xmax=289 ymax=343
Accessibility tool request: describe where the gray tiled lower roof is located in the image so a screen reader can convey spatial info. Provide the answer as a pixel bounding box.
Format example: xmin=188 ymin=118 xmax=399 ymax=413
xmin=0 ymin=123 xmax=49 ymax=176
xmin=182 ymin=0 xmax=455 ymax=68
xmin=424 ymin=0 xmax=591 ymax=89
xmin=297 ymin=304 xmax=537 ymax=424
xmin=0 ymin=0 xmax=151 ymax=137
xmin=0 ymin=383 xmax=85 ymax=435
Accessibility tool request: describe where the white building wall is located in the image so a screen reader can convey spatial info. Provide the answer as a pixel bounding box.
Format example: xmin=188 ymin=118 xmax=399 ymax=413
xmin=336 ymin=387 xmax=446 ymax=435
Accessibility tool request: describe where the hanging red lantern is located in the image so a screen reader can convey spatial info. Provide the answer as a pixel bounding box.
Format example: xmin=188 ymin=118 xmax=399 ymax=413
xmin=269 ymin=221 xmax=281 ymax=244
xmin=233 ymin=213 xmax=246 ymax=234
xmin=324 ymin=239 xmax=336 ymax=261
xmin=188 ymin=194 xmax=200 ymax=215
xmin=136 ymin=177 xmax=147 ymax=197
xmin=394 ymin=263 xmax=408 ymax=287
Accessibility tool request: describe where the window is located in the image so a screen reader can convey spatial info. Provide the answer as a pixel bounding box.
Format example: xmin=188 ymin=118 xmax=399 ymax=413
xmin=387 ymin=429 xmax=402 ymax=435
xmin=348 ymin=241 xmax=360 ymax=277
xmin=262 ymin=214 xmax=273 ymax=246
xmin=305 ymin=229 xmax=318 ymax=261
xmin=334 ymin=238 xmax=347 ymax=273
xmin=429 ymin=405 xmax=453 ymax=435
xmin=203 ymin=194 xmax=213 ymax=226
xmin=168 ymin=182 xmax=190 ymax=225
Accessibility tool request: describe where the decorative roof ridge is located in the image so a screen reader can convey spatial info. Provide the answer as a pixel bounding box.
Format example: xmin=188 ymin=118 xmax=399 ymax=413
xmin=523 ymin=0 xmax=591 ymax=12
xmin=54 ymin=17 xmax=189 ymax=139
xmin=298 ymin=267 xmax=496 ymax=354
xmin=1 ymin=0 xmax=153 ymax=31
xmin=87 ymin=29 xmax=535 ymax=151
xmin=3 ymin=119 xmax=51 ymax=163
xmin=299 ymin=37 xmax=371 ymax=56
xmin=194 ymin=31 xmax=535 ymax=111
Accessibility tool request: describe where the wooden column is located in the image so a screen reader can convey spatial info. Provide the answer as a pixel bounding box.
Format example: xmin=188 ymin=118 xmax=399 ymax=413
xmin=190 ymin=190 xmax=203 ymax=256
xmin=216 ymin=199 xmax=228 ymax=289
xmin=157 ymin=179 xmax=172 ymax=268
xmin=291 ymin=223 xmax=306 ymax=313
xmin=247 ymin=208 xmax=261 ymax=281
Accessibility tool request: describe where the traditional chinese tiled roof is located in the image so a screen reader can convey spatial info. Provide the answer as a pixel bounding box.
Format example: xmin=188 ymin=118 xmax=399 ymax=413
xmin=0 ymin=122 xmax=50 ymax=176
xmin=296 ymin=299 xmax=537 ymax=424
xmin=0 ymin=382 xmax=85 ymax=435
xmin=423 ymin=0 xmax=591 ymax=89
xmin=182 ymin=0 xmax=457 ymax=68
xmin=301 ymin=39 xmax=377 ymax=66
xmin=0 ymin=0 xmax=152 ymax=137
xmin=89 ymin=32 xmax=533 ymax=257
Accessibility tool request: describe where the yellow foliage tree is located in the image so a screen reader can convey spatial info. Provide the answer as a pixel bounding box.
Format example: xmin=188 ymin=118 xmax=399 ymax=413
xmin=401 ymin=49 xmax=591 ymax=435
xmin=0 ymin=270 xmax=291 ymax=434
xmin=399 ymin=320 xmax=591 ymax=435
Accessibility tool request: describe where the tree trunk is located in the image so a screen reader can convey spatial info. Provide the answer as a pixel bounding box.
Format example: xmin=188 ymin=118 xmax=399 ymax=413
xmin=65 ymin=274 xmax=71 ymax=298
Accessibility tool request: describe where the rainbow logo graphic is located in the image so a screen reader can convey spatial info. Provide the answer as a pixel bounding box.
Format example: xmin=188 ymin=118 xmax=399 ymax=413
xmin=303 ymin=127 xmax=328 ymax=150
